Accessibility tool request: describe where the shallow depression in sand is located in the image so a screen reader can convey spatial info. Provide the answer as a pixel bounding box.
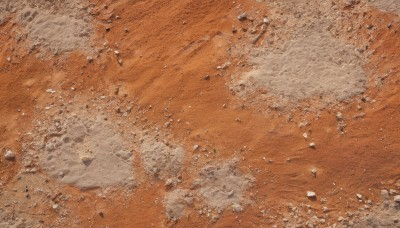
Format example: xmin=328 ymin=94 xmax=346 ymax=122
xmin=239 ymin=33 xmax=366 ymax=102
xmin=38 ymin=113 xmax=134 ymax=189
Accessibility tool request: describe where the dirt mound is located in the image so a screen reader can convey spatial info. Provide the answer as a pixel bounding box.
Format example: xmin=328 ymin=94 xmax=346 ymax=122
xmin=367 ymin=0 xmax=400 ymax=14
xmin=0 ymin=0 xmax=92 ymax=54
xmin=164 ymin=189 xmax=194 ymax=221
xmin=32 ymin=111 xmax=135 ymax=189
xmin=238 ymin=33 xmax=366 ymax=102
xmin=140 ymin=136 xmax=184 ymax=180
xmin=192 ymin=159 xmax=253 ymax=211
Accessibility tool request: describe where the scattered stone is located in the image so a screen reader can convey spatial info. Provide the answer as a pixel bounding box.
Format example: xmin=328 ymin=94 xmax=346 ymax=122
xmin=237 ymin=13 xmax=248 ymax=21
xmin=356 ymin=194 xmax=363 ymax=201
xmin=303 ymin=132 xmax=308 ymax=139
xmin=193 ymin=145 xmax=200 ymax=151
xmin=87 ymin=56 xmax=93 ymax=63
xmin=389 ymin=189 xmax=398 ymax=195
xmin=5 ymin=149 xmax=15 ymax=161
xmin=309 ymin=142 xmax=316 ymax=148
xmin=394 ymin=195 xmax=400 ymax=203
xmin=232 ymin=203 xmax=244 ymax=213
xmin=311 ymin=168 xmax=317 ymax=177
xmin=6 ymin=56 xmax=11 ymax=62
xmin=165 ymin=178 xmax=174 ymax=188
xmin=336 ymin=112 xmax=343 ymax=121
xmin=307 ymin=191 xmax=316 ymax=199
xmin=283 ymin=218 xmax=289 ymax=223
xmin=353 ymin=112 xmax=365 ymax=119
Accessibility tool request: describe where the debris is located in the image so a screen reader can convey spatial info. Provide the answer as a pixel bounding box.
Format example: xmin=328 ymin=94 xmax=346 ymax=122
xmin=232 ymin=203 xmax=244 ymax=212
xmin=5 ymin=149 xmax=15 ymax=160
xmin=237 ymin=13 xmax=248 ymax=21
xmin=193 ymin=145 xmax=200 ymax=151
xmin=336 ymin=112 xmax=343 ymax=121
xmin=307 ymin=191 xmax=316 ymax=199
xmin=165 ymin=178 xmax=174 ymax=188
xmin=394 ymin=195 xmax=400 ymax=203
xmin=311 ymin=168 xmax=317 ymax=177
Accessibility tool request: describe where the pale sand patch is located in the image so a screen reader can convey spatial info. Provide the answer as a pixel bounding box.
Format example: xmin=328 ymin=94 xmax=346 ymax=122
xmin=238 ymin=33 xmax=366 ymax=102
xmin=366 ymin=0 xmax=400 ymax=14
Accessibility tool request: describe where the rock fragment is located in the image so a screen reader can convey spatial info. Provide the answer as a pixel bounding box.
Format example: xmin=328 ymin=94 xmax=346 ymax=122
xmin=5 ymin=149 xmax=15 ymax=161
xmin=381 ymin=189 xmax=389 ymax=200
xmin=394 ymin=195 xmax=400 ymax=204
xmin=336 ymin=112 xmax=343 ymax=121
xmin=237 ymin=13 xmax=248 ymax=21
xmin=232 ymin=203 xmax=244 ymax=213
xmin=307 ymin=191 xmax=316 ymax=199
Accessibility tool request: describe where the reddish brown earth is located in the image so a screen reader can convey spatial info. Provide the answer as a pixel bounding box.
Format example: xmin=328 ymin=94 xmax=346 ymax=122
xmin=1 ymin=0 xmax=400 ymax=227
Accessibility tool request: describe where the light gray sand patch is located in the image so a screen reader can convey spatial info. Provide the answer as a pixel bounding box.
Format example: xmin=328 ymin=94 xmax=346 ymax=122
xmin=164 ymin=189 xmax=194 ymax=221
xmin=140 ymin=136 xmax=184 ymax=180
xmin=0 ymin=0 xmax=92 ymax=54
xmin=366 ymin=0 xmax=400 ymax=14
xmin=239 ymin=33 xmax=366 ymax=102
xmin=39 ymin=114 xmax=134 ymax=189
xmin=192 ymin=159 xmax=253 ymax=210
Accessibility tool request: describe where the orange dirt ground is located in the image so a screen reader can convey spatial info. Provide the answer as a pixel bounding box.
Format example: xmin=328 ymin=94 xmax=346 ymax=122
xmin=0 ymin=0 xmax=400 ymax=227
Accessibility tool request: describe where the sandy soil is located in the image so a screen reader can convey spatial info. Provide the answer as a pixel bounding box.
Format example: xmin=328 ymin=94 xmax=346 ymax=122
xmin=0 ymin=0 xmax=400 ymax=227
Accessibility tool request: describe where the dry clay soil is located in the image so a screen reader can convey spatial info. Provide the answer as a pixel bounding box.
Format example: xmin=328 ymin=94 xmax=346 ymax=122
xmin=1 ymin=0 xmax=400 ymax=227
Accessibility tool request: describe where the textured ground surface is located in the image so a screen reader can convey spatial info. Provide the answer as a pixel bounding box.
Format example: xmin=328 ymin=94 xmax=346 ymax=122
xmin=0 ymin=0 xmax=400 ymax=227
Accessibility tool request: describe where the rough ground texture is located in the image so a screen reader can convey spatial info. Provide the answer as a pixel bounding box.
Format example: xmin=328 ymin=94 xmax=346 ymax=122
xmin=1 ymin=0 xmax=400 ymax=227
